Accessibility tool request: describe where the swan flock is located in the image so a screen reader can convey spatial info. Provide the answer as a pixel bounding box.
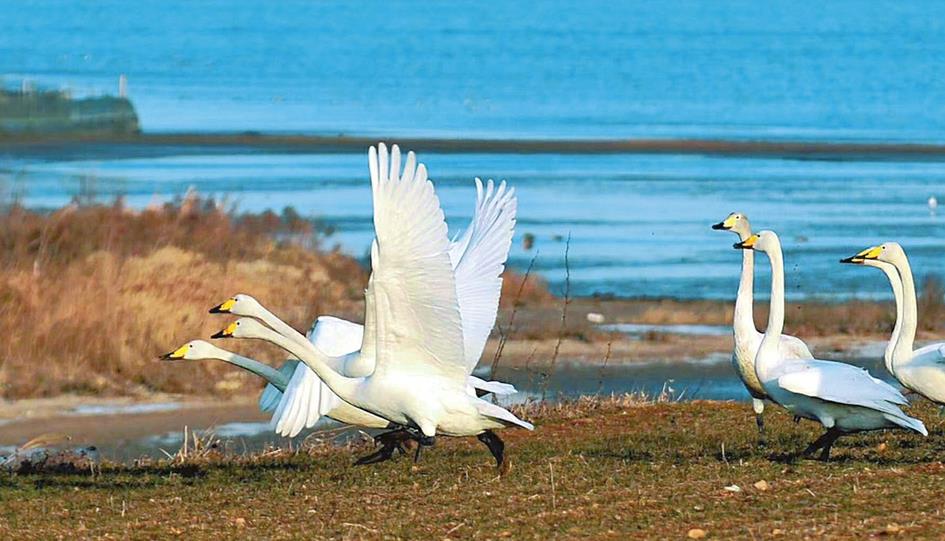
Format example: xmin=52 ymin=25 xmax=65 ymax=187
xmin=161 ymin=144 xmax=939 ymax=469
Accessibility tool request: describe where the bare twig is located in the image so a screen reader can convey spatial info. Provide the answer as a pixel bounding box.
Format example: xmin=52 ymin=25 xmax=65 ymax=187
xmin=490 ymin=251 xmax=540 ymax=380
xmin=541 ymin=233 xmax=571 ymax=401
xmin=596 ymin=336 xmax=614 ymax=395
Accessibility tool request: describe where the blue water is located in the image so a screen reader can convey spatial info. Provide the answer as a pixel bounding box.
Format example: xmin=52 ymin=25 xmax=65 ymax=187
xmin=4 ymin=0 xmax=945 ymax=141
xmin=7 ymin=150 xmax=945 ymax=299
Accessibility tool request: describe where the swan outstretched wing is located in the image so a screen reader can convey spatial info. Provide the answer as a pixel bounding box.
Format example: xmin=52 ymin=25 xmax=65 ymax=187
xmin=367 ymin=143 xmax=465 ymax=381
xmin=449 ymin=179 xmax=517 ymax=372
xmin=777 ymin=360 xmax=909 ymax=415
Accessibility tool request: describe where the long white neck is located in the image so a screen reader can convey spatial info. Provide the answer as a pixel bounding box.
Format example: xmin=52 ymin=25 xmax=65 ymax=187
xmin=869 ymin=262 xmax=903 ymax=374
xmin=245 ymin=326 xmax=360 ymax=398
xmin=733 ymin=230 xmax=758 ymax=339
xmin=211 ymin=348 xmax=289 ymax=391
xmin=892 ymin=253 xmax=918 ymax=367
xmin=755 ymin=242 xmax=785 ymax=381
xmin=252 ymin=303 xmax=318 ymax=354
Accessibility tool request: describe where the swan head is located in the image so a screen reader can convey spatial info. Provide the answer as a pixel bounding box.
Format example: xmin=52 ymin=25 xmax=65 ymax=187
xmin=840 ymin=242 xmax=906 ymax=265
xmin=210 ymin=317 xmax=270 ymax=340
xmin=711 ymin=212 xmax=751 ymax=239
xmin=159 ymin=340 xmax=222 ymax=361
xmin=209 ymin=294 xmax=262 ymax=317
xmin=733 ymin=230 xmax=779 ymax=252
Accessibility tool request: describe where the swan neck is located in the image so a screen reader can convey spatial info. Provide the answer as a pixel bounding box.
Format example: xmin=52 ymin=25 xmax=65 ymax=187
xmin=255 ymin=304 xmax=313 ymax=351
xmin=218 ymin=350 xmax=289 ymax=391
xmin=877 ymin=264 xmax=904 ymax=373
xmin=894 ymin=255 xmax=918 ymax=365
xmin=733 ymin=242 xmax=757 ymax=338
xmin=756 ymin=244 xmax=785 ymax=378
xmin=255 ymin=328 xmax=360 ymax=397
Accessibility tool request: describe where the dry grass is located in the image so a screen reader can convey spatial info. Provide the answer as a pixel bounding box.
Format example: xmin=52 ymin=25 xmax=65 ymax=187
xmin=0 ymin=197 xmax=555 ymax=400
xmin=3 ymin=398 xmax=945 ymax=539
xmin=0 ymin=197 xmax=368 ymax=399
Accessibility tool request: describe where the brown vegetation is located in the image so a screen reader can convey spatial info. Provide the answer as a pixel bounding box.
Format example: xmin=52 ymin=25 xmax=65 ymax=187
xmin=0 ymin=197 xmax=367 ymax=399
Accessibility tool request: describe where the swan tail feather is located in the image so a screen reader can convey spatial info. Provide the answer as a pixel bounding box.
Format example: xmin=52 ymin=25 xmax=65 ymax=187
xmin=474 ymin=399 xmax=534 ymax=430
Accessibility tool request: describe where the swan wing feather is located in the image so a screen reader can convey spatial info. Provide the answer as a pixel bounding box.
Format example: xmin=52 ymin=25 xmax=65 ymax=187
xmin=448 ymin=178 xmax=517 ymax=372
xmin=368 ymin=143 xmax=466 ymax=381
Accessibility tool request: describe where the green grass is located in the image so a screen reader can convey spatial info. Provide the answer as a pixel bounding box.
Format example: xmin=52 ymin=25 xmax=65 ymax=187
xmin=3 ymin=398 xmax=945 ymax=539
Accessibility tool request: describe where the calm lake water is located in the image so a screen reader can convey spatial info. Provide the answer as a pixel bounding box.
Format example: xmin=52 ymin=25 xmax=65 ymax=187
xmin=6 ymin=150 xmax=945 ymax=299
xmin=4 ymin=1 xmax=945 ymax=141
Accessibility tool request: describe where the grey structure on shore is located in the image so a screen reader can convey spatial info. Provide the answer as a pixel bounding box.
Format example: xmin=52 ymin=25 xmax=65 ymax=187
xmin=0 ymin=78 xmax=139 ymax=135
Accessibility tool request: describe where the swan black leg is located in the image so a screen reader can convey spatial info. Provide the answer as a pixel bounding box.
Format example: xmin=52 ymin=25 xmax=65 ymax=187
xmin=755 ymin=414 xmax=767 ymax=446
xmin=801 ymin=427 xmax=843 ymax=460
xmin=816 ymin=429 xmax=844 ymax=461
xmin=477 ymin=430 xmax=506 ymax=469
xmin=414 ymin=436 xmax=435 ymax=463
xmin=354 ymin=429 xmax=412 ymax=466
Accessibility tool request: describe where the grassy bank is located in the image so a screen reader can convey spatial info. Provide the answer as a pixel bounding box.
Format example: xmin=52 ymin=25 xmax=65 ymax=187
xmin=2 ymin=398 xmax=944 ymax=539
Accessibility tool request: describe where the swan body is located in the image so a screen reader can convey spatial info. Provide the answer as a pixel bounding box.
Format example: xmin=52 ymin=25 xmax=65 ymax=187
xmin=712 ymin=212 xmax=813 ymax=438
xmin=737 ymin=231 xmax=925 ymax=459
xmin=844 ymin=242 xmax=945 ymax=404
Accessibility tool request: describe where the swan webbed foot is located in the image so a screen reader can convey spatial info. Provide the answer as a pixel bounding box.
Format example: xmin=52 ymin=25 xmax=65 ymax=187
xmin=793 ymin=416 xmax=801 ymax=424
xmin=477 ymin=430 xmax=507 ymax=471
xmin=354 ymin=444 xmax=399 ymax=466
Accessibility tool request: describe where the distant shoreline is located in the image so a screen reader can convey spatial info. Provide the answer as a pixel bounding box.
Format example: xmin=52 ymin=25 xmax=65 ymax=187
xmin=6 ymin=132 xmax=945 ymax=161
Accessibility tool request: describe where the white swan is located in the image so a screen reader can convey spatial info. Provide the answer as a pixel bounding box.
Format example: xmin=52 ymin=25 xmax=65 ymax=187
xmin=842 ymin=242 xmax=945 ymax=404
xmin=214 ymin=143 xmax=533 ymax=469
xmin=161 ymin=340 xmax=292 ymax=398
xmin=210 ymin=145 xmax=518 ymax=438
xmin=712 ymin=212 xmax=814 ymax=442
xmin=736 ymin=231 xmax=926 ymax=460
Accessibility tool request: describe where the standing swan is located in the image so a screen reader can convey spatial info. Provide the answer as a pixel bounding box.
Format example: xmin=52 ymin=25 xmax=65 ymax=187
xmin=712 ymin=212 xmax=813 ymax=443
xmin=842 ymin=243 xmax=945 ymax=404
xmin=736 ymin=231 xmax=926 ymax=460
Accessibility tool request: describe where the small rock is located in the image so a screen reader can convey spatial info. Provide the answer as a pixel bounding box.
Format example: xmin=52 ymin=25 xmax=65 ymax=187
xmin=586 ymin=312 xmax=606 ymax=324
xmin=723 ymin=484 xmax=742 ymax=493
xmin=753 ymin=480 xmax=769 ymax=491
xmin=772 ymin=529 xmax=784 ymax=536
xmin=687 ymin=528 xmax=707 ymax=539
xmin=234 ymin=518 xmax=246 ymax=528
xmin=877 ymin=442 xmax=888 ymax=453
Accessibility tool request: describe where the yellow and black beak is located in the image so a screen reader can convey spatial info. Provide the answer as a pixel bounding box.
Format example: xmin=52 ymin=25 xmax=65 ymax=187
xmin=712 ymin=214 xmax=739 ymax=231
xmin=733 ymin=234 xmax=759 ymax=250
xmin=159 ymin=344 xmax=189 ymax=361
xmin=211 ymin=322 xmax=238 ymax=339
xmin=840 ymin=245 xmax=881 ymax=264
xmin=209 ymin=298 xmax=236 ymax=314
